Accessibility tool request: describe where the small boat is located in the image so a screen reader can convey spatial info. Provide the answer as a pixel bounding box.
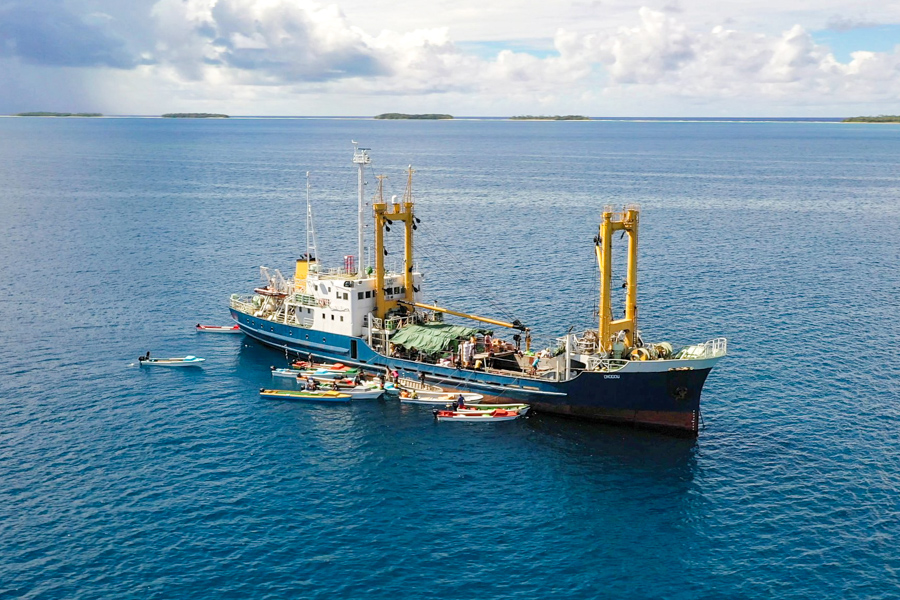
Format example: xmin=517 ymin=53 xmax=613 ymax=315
xmin=455 ymin=404 xmax=530 ymax=416
xmin=399 ymin=392 xmax=484 ymax=406
xmin=271 ymin=367 xmax=306 ymax=378
xmin=396 ymin=377 xmax=444 ymax=393
xmin=139 ymin=355 xmax=205 ymax=367
xmin=259 ymin=388 xmax=351 ymax=402
xmin=254 ymin=287 xmax=288 ymax=297
xmin=341 ymin=386 xmax=384 ymax=400
xmin=291 ymin=361 xmax=358 ymax=374
xmin=291 ymin=369 xmax=360 ymax=382
xmin=433 ymin=408 xmax=522 ymax=422
xmin=195 ymin=324 xmax=241 ymax=333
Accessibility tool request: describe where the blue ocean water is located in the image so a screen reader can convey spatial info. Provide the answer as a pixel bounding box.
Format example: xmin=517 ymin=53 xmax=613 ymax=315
xmin=1 ymin=117 xmax=899 ymax=599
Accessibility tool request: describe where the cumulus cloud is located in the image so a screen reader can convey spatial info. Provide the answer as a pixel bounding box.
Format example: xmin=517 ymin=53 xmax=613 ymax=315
xmin=557 ymin=8 xmax=900 ymax=103
xmin=3 ymin=0 xmax=900 ymax=114
xmin=149 ymin=0 xmax=391 ymax=82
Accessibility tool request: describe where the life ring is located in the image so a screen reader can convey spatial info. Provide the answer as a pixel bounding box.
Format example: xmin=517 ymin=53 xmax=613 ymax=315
xmin=318 ymin=299 xmax=327 ymax=307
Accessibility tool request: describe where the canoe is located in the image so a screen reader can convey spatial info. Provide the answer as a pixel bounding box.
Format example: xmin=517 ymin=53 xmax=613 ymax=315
xmin=139 ymin=356 xmax=205 ymax=367
xmin=433 ymin=408 xmax=521 ymax=422
xmin=259 ymin=388 xmax=351 ymax=402
xmin=196 ymin=324 xmax=241 ymax=333
xmin=399 ymin=392 xmax=484 ymax=405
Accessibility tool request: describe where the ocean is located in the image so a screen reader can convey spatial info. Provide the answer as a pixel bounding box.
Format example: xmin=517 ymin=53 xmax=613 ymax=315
xmin=0 ymin=117 xmax=898 ymax=598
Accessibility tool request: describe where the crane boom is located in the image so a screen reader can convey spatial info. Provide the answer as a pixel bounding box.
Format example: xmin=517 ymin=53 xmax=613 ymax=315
xmin=399 ymin=301 xmax=527 ymax=331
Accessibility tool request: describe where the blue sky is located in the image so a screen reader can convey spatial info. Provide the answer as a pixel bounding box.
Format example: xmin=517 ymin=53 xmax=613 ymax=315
xmin=811 ymin=24 xmax=900 ymax=62
xmin=1 ymin=0 xmax=899 ymax=116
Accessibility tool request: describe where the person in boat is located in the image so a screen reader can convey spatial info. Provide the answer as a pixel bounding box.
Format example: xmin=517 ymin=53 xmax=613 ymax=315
xmin=305 ymin=377 xmax=318 ymax=391
xmin=411 ymin=390 xmax=419 ymax=400
xmin=353 ymin=372 xmax=362 ymax=386
xmin=377 ymin=374 xmax=385 ymax=389
xmin=391 ymin=370 xmax=399 ymax=384
xmin=455 ymin=394 xmax=466 ymax=409
xmin=138 ymin=351 xmax=150 ymax=362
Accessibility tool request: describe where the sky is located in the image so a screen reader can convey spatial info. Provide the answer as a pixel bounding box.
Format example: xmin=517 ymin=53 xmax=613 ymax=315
xmin=0 ymin=0 xmax=899 ymax=116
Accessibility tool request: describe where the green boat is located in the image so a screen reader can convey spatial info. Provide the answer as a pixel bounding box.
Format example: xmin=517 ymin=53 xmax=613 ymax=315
xmin=259 ymin=388 xmax=351 ymax=402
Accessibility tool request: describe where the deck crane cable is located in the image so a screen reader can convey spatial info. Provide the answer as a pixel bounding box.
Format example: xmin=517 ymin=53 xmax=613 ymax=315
xmin=411 ymin=219 xmax=520 ymax=324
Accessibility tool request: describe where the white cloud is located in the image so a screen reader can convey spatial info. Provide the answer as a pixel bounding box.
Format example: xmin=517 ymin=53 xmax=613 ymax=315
xmin=3 ymin=1 xmax=900 ymax=115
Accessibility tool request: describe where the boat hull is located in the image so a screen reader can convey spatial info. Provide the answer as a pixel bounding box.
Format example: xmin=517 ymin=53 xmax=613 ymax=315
xmin=196 ymin=325 xmax=241 ymax=333
xmin=140 ymin=358 xmax=206 ymax=367
xmin=232 ymin=308 xmax=718 ymax=434
xmin=259 ymin=389 xmax=351 ymax=402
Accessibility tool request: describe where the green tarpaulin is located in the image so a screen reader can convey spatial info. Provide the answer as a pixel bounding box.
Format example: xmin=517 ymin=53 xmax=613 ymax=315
xmin=390 ymin=323 xmax=490 ymax=355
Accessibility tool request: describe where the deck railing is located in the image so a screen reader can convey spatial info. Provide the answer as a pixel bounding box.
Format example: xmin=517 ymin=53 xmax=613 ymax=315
xmin=701 ymin=337 xmax=728 ymax=358
xmin=583 ymin=357 xmax=629 ymax=372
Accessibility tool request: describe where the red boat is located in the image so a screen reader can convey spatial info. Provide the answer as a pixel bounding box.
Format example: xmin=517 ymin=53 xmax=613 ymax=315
xmin=433 ymin=409 xmax=521 ymax=422
xmin=195 ymin=324 xmax=242 ymax=333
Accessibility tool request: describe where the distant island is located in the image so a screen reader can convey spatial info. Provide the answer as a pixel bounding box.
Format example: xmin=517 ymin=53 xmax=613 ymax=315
xmin=842 ymin=115 xmax=900 ymax=123
xmin=510 ymin=115 xmax=590 ymax=121
xmin=374 ymin=113 xmax=453 ymax=120
xmin=16 ymin=112 xmax=102 ymax=117
xmin=161 ymin=113 xmax=229 ymax=119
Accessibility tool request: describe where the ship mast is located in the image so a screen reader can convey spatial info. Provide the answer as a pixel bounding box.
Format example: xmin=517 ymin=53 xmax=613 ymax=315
xmin=352 ymin=141 xmax=371 ymax=274
xmin=306 ymin=172 xmax=320 ymax=268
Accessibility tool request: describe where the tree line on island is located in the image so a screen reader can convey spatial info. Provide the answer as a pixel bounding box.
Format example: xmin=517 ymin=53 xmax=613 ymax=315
xmin=842 ymin=115 xmax=900 ymax=123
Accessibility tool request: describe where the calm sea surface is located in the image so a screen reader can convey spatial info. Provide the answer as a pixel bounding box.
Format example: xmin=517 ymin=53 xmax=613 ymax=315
xmin=1 ymin=118 xmax=899 ymax=599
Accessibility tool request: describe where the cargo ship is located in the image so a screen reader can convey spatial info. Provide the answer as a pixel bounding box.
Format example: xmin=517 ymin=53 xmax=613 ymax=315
xmin=229 ymin=144 xmax=727 ymax=434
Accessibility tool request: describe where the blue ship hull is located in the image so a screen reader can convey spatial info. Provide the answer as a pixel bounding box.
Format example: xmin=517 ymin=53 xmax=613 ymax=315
xmin=231 ymin=308 xmax=713 ymax=434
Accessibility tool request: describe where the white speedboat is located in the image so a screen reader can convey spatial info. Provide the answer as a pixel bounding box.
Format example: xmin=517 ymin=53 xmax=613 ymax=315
xmin=341 ymin=386 xmax=384 ymax=400
xmin=399 ymin=392 xmax=484 ymax=406
xmin=139 ymin=355 xmax=205 ymax=367
xmin=271 ymin=367 xmax=305 ymax=378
